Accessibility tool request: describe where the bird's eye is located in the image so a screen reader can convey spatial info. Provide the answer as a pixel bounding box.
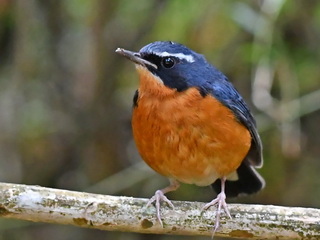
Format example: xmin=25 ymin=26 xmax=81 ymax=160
xmin=161 ymin=57 xmax=175 ymax=68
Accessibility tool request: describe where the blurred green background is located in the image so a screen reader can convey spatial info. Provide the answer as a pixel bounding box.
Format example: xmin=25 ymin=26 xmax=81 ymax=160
xmin=0 ymin=0 xmax=319 ymax=239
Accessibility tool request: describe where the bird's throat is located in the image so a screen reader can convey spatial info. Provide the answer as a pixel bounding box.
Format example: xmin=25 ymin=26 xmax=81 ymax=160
xmin=135 ymin=65 xmax=177 ymax=98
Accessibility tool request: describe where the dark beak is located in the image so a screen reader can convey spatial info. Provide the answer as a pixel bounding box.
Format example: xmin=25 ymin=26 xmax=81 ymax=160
xmin=115 ymin=48 xmax=157 ymax=69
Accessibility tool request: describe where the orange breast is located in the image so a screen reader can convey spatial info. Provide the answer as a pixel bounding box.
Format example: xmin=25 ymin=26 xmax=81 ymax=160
xmin=132 ymin=66 xmax=251 ymax=186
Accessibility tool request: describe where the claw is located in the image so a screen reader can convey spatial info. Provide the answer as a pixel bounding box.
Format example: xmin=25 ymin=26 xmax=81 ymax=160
xmin=145 ymin=179 xmax=180 ymax=227
xmin=202 ymin=177 xmax=231 ymax=235
xmin=146 ymin=190 xmax=175 ymax=227
xmin=202 ymin=191 xmax=232 ymax=233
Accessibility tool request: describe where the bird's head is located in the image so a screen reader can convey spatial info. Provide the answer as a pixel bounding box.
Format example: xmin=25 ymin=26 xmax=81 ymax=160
xmin=116 ymin=41 xmax=218 ymax=96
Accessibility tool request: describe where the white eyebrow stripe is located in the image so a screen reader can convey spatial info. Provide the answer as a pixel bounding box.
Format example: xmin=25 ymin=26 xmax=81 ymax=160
xmin=152 ymin=51 xmax=195 ymax=63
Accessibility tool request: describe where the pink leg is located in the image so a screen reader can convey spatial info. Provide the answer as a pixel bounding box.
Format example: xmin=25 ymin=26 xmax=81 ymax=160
xmin=202 ymin=177 xmax=232 ymax=233
xmin=146 ymin=179 xmax=180 ymax=227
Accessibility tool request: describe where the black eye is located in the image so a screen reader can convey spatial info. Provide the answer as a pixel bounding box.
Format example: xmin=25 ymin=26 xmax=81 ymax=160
xmin=161 ymin=57 xmax=175 ymax=68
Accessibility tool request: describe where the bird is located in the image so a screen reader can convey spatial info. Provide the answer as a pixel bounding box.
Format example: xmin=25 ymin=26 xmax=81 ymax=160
xmin=115 ymin=41 xmax=264 ymax=232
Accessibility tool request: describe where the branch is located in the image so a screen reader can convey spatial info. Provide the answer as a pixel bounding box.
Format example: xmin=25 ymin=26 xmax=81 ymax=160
xmin=0 ymin=183 xmax=319 ymax=239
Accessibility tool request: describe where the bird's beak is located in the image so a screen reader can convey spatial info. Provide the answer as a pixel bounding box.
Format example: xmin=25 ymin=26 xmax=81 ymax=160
xmin=115 ymin=48 xmax=158 ymax=69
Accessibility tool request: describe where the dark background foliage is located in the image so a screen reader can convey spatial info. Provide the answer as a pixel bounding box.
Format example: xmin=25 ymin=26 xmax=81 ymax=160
xmin=0 ymin=1 xmax=319 ymax=239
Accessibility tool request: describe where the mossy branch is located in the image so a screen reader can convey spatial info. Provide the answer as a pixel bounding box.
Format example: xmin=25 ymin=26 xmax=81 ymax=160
xmin=0 ymin=182 xmax=319 ymax=239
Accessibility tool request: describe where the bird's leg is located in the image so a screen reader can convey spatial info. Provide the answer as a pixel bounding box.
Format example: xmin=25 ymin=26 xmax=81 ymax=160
xmin=146 ymin=179 xmax=180 ymax=227
xmin=202 ymin=177 xmax=231 ymax=233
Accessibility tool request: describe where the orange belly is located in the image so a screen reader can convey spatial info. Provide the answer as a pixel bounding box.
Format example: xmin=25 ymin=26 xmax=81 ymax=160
xmin=132 ymin=88 xmax=251 ymax=186
xmin=132 ymin=66 xmax=251 ymax=186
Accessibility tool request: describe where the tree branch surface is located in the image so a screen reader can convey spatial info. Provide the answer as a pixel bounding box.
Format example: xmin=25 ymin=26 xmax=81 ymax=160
xmin=0 ymin=182 xmax=319 ymax=239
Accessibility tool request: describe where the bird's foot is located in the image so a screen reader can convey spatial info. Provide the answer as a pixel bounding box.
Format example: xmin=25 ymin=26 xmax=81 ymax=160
xmin=202 ymin=191 xmax=232 ymax=234
xmin=146 ymin=190 xmax=174 ymax=227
